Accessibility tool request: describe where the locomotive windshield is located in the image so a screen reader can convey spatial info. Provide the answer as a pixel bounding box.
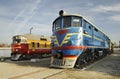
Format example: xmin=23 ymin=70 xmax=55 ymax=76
xmin=12 ymin=36 xmax=27 ymax=44
xmin=12 ymin=37 xmax=21 ymax=44
xmin=63 ymin=16 xmax=71 ymax=28
xmin=53 ymin=16 xmax=81 ymax=31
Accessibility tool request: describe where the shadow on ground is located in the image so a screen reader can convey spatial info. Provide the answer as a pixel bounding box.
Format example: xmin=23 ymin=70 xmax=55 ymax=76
xmin=2 ymin=58 xmax=51 ymax=68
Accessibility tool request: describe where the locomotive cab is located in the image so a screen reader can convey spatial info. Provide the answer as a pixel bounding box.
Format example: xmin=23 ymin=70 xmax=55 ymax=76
xmin=11 ymin=36 xmax=28 ymax=60
xmin=12 ymin=36 xmax=27 ymax=44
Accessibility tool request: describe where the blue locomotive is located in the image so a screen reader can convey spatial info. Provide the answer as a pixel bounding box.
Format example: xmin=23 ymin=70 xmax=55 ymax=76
xmin=50 ymin=10 xmax=113 ymax=68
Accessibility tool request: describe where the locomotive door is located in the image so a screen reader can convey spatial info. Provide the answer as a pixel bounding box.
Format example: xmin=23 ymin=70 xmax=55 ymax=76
xmin=28 ymin=41 xmax=36 ymax=51
xmin=31 ymin=42 xmax=35 ymax=51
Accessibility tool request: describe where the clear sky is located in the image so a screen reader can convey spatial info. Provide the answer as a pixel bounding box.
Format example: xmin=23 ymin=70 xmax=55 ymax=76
xmin=0 ymin=0 xmax=120 ymax=44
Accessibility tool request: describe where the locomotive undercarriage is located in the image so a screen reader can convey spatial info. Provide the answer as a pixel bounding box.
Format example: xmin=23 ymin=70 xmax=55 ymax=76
xmin=11 ymin=53 xmax=51 ymax=61
xmin=75 ymin=48 xmax=113 ymax=69
xmin=11 ymin=53 xmax=31 ymax=61
xmin=11 ymin=53 xmax=22 ymax=61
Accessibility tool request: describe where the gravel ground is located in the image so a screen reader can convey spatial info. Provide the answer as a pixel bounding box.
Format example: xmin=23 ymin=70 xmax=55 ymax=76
xmin=0 ymin=49 xmax=120 ymax=79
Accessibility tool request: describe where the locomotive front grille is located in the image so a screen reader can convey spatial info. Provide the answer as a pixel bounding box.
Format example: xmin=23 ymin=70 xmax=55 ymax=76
xmin=52 ymin=58 xmax=65 ymax=66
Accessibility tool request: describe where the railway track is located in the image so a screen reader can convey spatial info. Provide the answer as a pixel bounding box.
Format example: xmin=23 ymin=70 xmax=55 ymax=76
xmin=43 ymin=69 xmax=66 ymax=79
xmin=8 ymin=69 xmax=48 ymax=79
xmin=8 ymin=67 xmax=66 ymax=79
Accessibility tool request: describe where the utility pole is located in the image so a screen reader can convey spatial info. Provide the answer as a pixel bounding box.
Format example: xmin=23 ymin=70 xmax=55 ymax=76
xmin=119 ymin=41 xmax=120 ymax=48
xmin=30 ymin=27 xmax=33 ymax=34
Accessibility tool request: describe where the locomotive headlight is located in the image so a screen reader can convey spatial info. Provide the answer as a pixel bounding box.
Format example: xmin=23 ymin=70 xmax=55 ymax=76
xmin=67 ymin=40 xmax=72 ymax=46
xmin=15 ymin=49 xmax=18 ymax=51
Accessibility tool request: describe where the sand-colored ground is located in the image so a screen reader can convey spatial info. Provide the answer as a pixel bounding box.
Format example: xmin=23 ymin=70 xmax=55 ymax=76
xmin=47 ymin=49 xmax=120 ymax=79
xmin=0 ymin=49 xmax=120 ymax=79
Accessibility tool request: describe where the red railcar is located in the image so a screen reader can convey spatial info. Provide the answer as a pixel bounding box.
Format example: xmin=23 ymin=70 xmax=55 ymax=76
xmin=11 ymin=34 xmax=51 ymax=60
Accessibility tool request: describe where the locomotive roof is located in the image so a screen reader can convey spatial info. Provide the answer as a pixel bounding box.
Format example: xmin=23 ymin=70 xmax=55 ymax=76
xmin=54 ymin=13 xmax=110 ymax=39
xmin=14 ymin=34 xmax=51 ymax=41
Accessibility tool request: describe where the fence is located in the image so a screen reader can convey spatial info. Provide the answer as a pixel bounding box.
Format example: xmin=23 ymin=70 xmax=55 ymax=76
xmin=0 ymin=47 xmax=11 ymax=58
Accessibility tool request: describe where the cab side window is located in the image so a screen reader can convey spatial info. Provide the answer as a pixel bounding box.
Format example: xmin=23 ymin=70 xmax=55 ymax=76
xmin=37 ymin=43 xmax=40 ymax=47
xmin=32 ymin=42 xmax=35 ymax=47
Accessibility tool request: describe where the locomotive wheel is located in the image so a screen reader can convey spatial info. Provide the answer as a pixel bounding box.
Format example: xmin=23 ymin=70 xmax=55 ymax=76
xmin=75 ymin=59 xmax=83 ymax=69
xmin=20 ymin=54 xmax=28 ymax=60
xmin=75 ymin=57 xmax=87 ymax=69
xmin=75 ymin=50 xmax=96 ymax=69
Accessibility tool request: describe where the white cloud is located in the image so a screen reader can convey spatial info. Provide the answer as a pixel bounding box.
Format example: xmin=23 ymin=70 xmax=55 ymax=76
xmin=28 ymin=23 xmax=52 ymax=36
xmin=0 ymin=6 xmax=8 ymax=16
xmin=0 ymin=6 xmax=17 ymax=18
xmin=8 ymin=0 xmax=42 ymax=35
xmin=92 ymin=3 xmax=120 ymax=13
xmin=109 ymin=14 xmax=120 ymax=22
xmin=0 ymin=1 xmax=27 ymax=17
xmin=0 ymin=0 xmax=120 ymax=44
xmin=0 ymin=0 xmax=43 ymax=44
